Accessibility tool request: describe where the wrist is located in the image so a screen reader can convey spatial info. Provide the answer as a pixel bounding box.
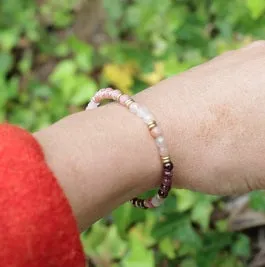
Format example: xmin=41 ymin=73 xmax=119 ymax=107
xmin=34 ymin=103 xmax=162 ymax=230
xmin=135 ymin=76 xmax=214 ymax=192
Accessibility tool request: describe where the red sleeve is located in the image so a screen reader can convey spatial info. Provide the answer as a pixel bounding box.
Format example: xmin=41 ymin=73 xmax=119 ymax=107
xmin=0 ymin=124 xmax=85 ymax=267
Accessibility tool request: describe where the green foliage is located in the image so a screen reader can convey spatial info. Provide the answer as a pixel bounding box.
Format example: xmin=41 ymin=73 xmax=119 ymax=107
xmin=246 ymin=0 xmax=265 ymax=19
xmin=249 ymin=190 xmax=265 ymax=211
xmin=1 ymin=0 xmax=264 ymax=266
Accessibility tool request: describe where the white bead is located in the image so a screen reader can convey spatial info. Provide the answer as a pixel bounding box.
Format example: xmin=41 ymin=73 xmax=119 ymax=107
xmin=143 ymin=114 xmax=155 ymax=124
xmin=155 ymin=136 xmax=165 ymax=148
xmin=151 ymin=194 xmax=164 ymax=207
xmin=113 ymin=89 xmax=121 ymax=94
xmin=137 ymin=106 xmax=150 ymax=118
xmin=136 ymin=106 xmax=155 ymax=124
xmin=129 ymin=103 xmax=139 ymax=114
xmin=86 ymin=101 xmax=99 ymax=110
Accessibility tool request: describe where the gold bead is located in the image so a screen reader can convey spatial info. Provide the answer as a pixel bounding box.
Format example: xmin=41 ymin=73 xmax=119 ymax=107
xmin=125 ymin=99 xmax=135 ymax=108
xmin=147 ymin=121 xmax=157 ymax=130
xmin=117 ymin=93 xmax=123 ymax=101
xmin=161 ymin=156 xmax=171 ymax=163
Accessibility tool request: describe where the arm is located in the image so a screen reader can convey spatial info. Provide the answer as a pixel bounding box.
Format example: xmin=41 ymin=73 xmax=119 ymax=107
xmin=35 ymin=41 xmax=265 ymax=231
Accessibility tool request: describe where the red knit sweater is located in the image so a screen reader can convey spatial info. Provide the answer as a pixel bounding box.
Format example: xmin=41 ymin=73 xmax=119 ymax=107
xmin=0 ymin=124 xmax=85 ymax=266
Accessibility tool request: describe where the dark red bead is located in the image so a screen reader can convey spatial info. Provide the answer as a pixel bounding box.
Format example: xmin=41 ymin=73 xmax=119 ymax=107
xmin=161 ymin=184 xmax=171 ymax=192
xmin=158 ymin=189 xmax=168 ymax=198
xmin=142 ymin=200 xmax=147 ymax=209
xmin=163 ymin=162 xmax=173 ymax=171
xmin=163 ymin=177 xmax=172 ymax=186
xmin=164 ymin=170 xmax=173 ymax=177
xmin=131 ymin=198 xmax=137 ymax=206
xmin=140 ymin=199 xmax=147 ymax=209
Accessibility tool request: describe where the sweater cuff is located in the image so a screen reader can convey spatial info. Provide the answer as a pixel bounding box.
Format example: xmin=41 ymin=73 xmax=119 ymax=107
xmin=0 ymin=124 xmax=85 ymax=266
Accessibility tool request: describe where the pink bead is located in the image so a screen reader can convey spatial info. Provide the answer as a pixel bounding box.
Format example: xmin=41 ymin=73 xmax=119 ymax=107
xmin=159 ymin=146 xmax=169 ymax=157
xmin=94 ymin=95 xmax=101 ymax=102
xmin=145 ymin=199 xmax=155 ymax=208
xmin=111 ymin=90 xmax=121 ymax=100
xmin=150 ymin=126 xmax=162 ymax=138
xmin=103 ymin=91 xmax=110 ymax=97
xmin=119 ymin=94 xmax=129 ymax=105
xmin=102 ymin=88 xmax=111 ymax=93
xmin=113 ymin=89 xmax=121 ymax=95
xmin=99 ymin=88 xmax=107 ymax=93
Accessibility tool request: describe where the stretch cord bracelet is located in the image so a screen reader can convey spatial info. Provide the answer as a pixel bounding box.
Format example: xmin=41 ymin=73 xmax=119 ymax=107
xmin=86 ymin=88 xmax=174 ymax=209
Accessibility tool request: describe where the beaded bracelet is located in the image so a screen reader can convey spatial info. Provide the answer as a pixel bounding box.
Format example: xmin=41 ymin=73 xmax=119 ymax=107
xmin=86 ymin=88 xmax=173 ymax=209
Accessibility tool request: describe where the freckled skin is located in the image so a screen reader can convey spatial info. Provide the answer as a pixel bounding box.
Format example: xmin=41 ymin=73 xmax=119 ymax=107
xmin=198 ymin=104 xmax=238 ymax=146
xmin=140 ymin=41 xmax=265 ymax=195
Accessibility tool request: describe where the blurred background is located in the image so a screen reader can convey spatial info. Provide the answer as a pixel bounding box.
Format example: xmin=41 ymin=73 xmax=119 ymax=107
xmin=1 ymin=0 xmax=265 ymax=266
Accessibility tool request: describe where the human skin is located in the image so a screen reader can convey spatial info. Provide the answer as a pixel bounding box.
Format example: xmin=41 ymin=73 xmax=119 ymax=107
xmin=34 ymin=41 xmax=265 ymax=231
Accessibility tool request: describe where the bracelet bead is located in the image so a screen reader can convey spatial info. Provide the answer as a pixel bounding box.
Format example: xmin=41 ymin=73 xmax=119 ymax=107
xmin=151 ymin=195 xmax=164 ymax=207
xmin=147 ymin=121 xmax=157 ymax=130
xmin=163 ymin=177 xmax=172 ymax=186
xmin=150 ymin=126 xmax=161 ymax=138
xmin=158 ymin=189 xmax=168 ymax=198
xmin=163 ymin=162 xmax=174 ymax=171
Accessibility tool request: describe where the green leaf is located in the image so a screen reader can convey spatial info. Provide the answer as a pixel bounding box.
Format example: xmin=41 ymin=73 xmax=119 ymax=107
xmin=215 ymin=219 xmax=229 ymax=232
xmin=133 ymin=220 xmax=156 ymax=247
xmin=68 ymin=36 xmax=94 ymax=71
xmin=75 ymin=52 xmax=93 ymax=72
xmin=216 ymin=253 xmax=243 ymax=267
xmin=33 ymin=85 xmax=53 ymax=99
xmin=54 ymin=42 xmax=70 ymax=57
xmin=81 ymin=221 xmax=107 ymax=255
xmin=0 ymin=53 xmax=13 ymax=74
xmin=175 ymin=189 xmax=197 ymax=212
xmin=180 ymin=259 xmax=197 ymax=267
xmin=7 ymin=77 xmax=19 ymax=99
xmin=96 ymin=225 xmax=127 ymax=260
xmin=152 ymin=214 xmax=202 ymax=250
xmin=0 ymin=87 xmax=9 ymax=107
xmin=0 ymin=29 xmax=19 ymax=51
xmin=18 ymin=50 xmax=32 ymax=74
xmin=70 ymin=77 xmax=97 ymax=105
xmin=50 ymin=60 xmax=77 ymax=85
xmin=232 ymin=234 xmax=250 ymax=258
xmin=122 ymin=228 xmax=154 ymax=267
xmin=8 ymin=108 xmax=35 ymax=129
xmin=249 ymin=190 xmax=265 ymax=211
xmin=191 ymin=198 xmax=213 ymax=231
xmin=112 ymin=202 xmax=133 ymax=237
xmin=159 ymin=237 xmax=176 ymax=259
xmin=246 ymin=0 xmax=265 ymax=19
